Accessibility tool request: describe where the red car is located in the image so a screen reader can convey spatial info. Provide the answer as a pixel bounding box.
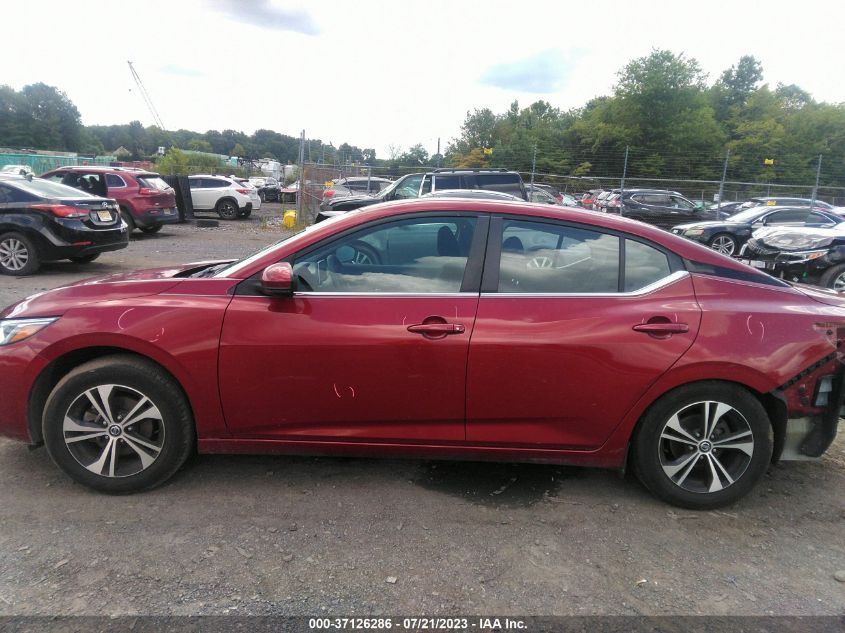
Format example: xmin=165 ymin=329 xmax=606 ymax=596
xmin=40 ymin=166 xmax=179 ymax=234
xmin=0 ymin=199 xmax=842 ymax=508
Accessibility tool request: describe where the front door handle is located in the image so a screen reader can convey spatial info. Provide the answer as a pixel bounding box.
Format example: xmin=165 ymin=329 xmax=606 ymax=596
xmin=407 ymin=323 xmax=465 ymax=336
xmin=632 ymin=322 xmax=689 ymax=334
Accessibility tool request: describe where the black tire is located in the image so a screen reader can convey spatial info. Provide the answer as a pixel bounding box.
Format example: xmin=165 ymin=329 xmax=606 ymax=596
xmin=70 ymin=253 xmax=100 ymax=264
xmin=632 ymin=382 xmax=772 ymax=509
xmin=259 ymin=191 xmax=266 ymax=203
xmin=42 ymin=355 xmax=195 ymax=494
xmin=139 ymin=224 xmax=163 ymax=235
xmin=215 ymin=198 xmax=239 ymax=220
xmin=708 ymin=233 xmax=738 ymax=256
xmin=0 ymin=231 xmax=40 ymax=276
xmin=238 ymin=209 xmax=252 ymax=219
xmin=819 ymin=263 xmax=845 ymax=292
xmin=120 ymin=207 xmax=136 ymax=233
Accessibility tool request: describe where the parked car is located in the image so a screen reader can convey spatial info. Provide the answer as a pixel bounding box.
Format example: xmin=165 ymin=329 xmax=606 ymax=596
xmin=2 ymin=198 xmax=843 ymax=509
xmin=559 ymin=192 xmax=579 ymax=207
xmin=231 ymin=178 xmax=262 ymax=211
xmin=40 ymin=166 xmax=179 ymax=234
xmin=531 ymin=183 xmax=563 ymax=204
xmin=187 ymin=175 xmax=253 ymax=220
xmin=527 ymin=184 xmax=560 ymax=205
xmin=316 ymin=169 xmax=527 ymax=222
xmin=615 ymin=189 xmax=729 ymax=229
xmin=737 ymin=196 xmax=834 ymax=211
xmin=741 ymin=221 xmax=845 ymax=289
xmin=672 ymin=206 xmax=842 ymax=256
xmin=579 ymin=189 xmax=604 ymax=209
xmin=1 ymin=164 xmax=34 ymax=177
xmin=708 ymin=201 xmax=746 ymax=215
xmin=322 ymin=177 xmax=392 ymax=206
xmin=592 ymin=190 xmax=615 ymax=211
xmin=0 ymin=174 xmax=126 ymax=275
xmin=247 ymin=177 xmax=281 ymax=202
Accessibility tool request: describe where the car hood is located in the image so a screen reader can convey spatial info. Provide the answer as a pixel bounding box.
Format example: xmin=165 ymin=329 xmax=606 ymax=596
xmin=0 ymin=260 xmax=231 ymax=319
xmin=752 ymin=226 xmax=845 ymax=251
xmin=674 ymin=220 xmax=739 ymax=230
xmin=326 ymin=195 xmax=382 ymax=209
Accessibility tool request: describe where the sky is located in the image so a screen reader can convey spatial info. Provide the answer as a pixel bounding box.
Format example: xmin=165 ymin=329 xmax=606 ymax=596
xmin=2 ymin=0 xmax=844 ymax=158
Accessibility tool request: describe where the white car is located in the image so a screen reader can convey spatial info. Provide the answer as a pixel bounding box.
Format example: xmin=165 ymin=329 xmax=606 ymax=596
xmin=187 ymin=174 xmax=254 ymax=220
xmin=0 ymin=164 xmax=34 ymax=177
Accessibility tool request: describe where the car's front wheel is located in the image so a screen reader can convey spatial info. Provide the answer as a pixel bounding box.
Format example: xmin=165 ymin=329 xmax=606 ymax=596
xmin=708 ymin=233 xmax=738 ymax=256
xmin=0 ymin=231 xmax=40 ymax=276
xmin=42 ymin=355 xmax=195 ymax=494
xmin=632 ymin=382 xmax=772 ymax=509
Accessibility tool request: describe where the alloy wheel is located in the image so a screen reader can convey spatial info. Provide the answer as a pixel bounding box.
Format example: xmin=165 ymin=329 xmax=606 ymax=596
xmin=0 ymin=237 xmax=29 ymax=271
xmin=710 ymin=236 xmax=736 ymax=256
xmin=658 ymin=400 xmax=754 ymax=494
xmin=62 ymin=384 xmax=165 ymax=478
xmin=832 ymin=273 xmax=845 ymax=293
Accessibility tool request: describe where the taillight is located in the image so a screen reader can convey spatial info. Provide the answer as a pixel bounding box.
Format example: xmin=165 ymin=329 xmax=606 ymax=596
xmin=31 ymin=204 xmax=87 ymax=218
xmin=323 ymin=190 xmax=334 ymax=198
xmin=138 ymin=187 xmax=157 ymax=196
xmin=235 ymin=188 xmax=250 ymax=195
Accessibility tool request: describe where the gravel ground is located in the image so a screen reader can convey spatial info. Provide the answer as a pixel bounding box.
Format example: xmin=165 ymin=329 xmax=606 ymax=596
xmin=0 ymin=203 xmax=843 ymax=617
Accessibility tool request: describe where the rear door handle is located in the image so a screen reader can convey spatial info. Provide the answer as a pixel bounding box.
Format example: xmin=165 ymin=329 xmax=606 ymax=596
xmin=632 ymin=323 xmax=689 ymax=334
xmin=407 ymin=323 xmax=465 ymax=335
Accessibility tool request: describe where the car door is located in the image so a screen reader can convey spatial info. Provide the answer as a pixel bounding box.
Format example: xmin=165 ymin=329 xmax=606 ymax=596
xmin=218 ymin=213 xmax=488 ymax=442
xmin=466 ymin=216 xmax=701 ymax=449
xmin=187 ymin=177 xmax=208 ymax=209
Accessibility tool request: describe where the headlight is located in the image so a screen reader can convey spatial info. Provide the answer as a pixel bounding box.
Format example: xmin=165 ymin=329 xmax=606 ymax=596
xmin=0 ymin=318 xmax=57 ymax=346
xmin=684 ymin=229 xmax=705 ymax=236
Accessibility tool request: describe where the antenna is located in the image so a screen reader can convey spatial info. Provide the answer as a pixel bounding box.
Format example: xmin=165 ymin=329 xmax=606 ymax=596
xmin=127 ymin=61 xmax=165 ymax=130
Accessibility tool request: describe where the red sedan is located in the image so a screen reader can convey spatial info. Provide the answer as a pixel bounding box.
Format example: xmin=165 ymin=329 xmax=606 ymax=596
xmin=0 ymin=199 xmax=842 ymax=508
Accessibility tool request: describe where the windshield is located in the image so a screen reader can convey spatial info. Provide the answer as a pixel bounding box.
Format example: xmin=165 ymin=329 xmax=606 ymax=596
xmin=7 ymin=177 xmax=101 ymax=199
xmin=724 ymin=207 xmax=771 ymax=223
xmin=136 ymin=176 xmax=172 ymax=191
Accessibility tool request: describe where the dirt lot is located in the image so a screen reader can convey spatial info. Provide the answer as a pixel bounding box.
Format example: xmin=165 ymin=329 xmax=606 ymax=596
xmin=0 ymin=203 xmax=843 ymax=617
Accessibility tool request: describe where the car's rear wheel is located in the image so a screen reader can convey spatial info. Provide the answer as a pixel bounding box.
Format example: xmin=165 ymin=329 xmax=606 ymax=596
xmin=820 ymin=263 xmax=845 ymax=292
xmin=120 ymin=207 xmax=136 ymax=233
xmin=0 ymin=231 xmax=40 ymax=276
xmin=140 ymin=224 xmax=163 ymax=235
xmin=70 ymin=254 xmax=100 ymax=264
xmin=708 ymin=233 xmax=738 ymax=256
xmin=632 ymin=382 xmax=772 ymax=509
xmin=42 ymin=356 xmax=195 ymax=494
xmin=216 ymin=198 xmax=239 ymax=220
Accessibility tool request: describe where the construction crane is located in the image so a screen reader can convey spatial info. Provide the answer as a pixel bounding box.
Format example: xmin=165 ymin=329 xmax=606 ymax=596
xmin=127 ymin=61 xmax=165 ymax=130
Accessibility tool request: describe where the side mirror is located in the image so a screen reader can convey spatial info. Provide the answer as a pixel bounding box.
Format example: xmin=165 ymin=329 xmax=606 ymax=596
xmin=260 ymin=262 xmax=294 ymax=297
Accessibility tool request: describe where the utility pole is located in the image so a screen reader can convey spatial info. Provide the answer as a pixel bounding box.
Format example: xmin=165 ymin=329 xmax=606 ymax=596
xmin=620 ymin=146 xmax=629 ymax=194
xmin=296 ymin=129 xmax=305 ymax=222
xmin=530 ymin=144 xmax=537 ymax=187
xmin=810 ymin=154 xmax=822 ymax=208
xmin=717 ymin=149 xmax=730 ymax=211
xmin=436 ymin=138 xmax=441 ymax=168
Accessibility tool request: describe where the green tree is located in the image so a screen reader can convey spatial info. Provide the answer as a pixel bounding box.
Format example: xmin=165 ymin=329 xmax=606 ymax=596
xmin=230 ymin=142 xmax=247 ymax=157
xmin=187 ymin=139 xmax=214 ymax=152
xmin=20 ymin=83 xmax=82 ymax=151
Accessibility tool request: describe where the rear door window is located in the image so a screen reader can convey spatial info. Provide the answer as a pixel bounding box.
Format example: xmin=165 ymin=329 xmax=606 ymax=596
xmin=498 ymin=220 xmax=620 ymax=293
xmin=624 ymin=240 xmax=672 ymax=291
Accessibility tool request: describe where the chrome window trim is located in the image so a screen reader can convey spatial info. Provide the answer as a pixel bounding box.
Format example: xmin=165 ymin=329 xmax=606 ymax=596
xmin=290 ymin=292 xmax=473 ymax=298
xmin=483 ymin=270 xmax=689 ymax=298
